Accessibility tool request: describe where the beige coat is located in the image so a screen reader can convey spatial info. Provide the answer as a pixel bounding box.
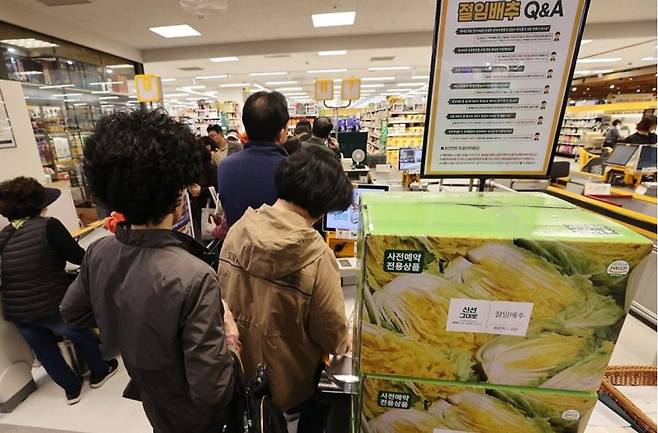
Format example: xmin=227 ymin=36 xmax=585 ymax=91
xmin=218 ymin=205 xmax=348 ymax=411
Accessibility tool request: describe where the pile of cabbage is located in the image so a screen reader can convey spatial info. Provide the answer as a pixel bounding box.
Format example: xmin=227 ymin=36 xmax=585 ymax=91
xmin=360 ymin=236 xmax=650 ymax=391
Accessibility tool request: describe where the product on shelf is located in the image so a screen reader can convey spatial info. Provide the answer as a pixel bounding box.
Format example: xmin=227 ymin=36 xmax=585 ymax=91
xmin=356 ymin=193 xmax=652 ymax=391
xmin=359 ymin=375 xmax=597 ymax=433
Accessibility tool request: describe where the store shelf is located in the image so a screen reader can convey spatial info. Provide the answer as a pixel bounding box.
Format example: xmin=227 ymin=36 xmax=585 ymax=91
xmin=559 ymin=132 xmax=581 ymax=136
xmin=389 ymin=110 xmax=425 ymax=115
xmin=387 ymin=133 xmax=423 ymax=137
xmin=388 ymin=119 xmax=426 ymax=124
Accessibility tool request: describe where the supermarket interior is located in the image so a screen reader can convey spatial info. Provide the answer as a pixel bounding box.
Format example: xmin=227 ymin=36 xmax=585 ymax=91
xmin=0 ymin=0 xmax=657 ymax=433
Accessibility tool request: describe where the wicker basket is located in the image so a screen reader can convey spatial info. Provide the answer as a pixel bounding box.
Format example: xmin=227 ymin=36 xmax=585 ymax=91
xmin=599 ymin=365 xmax=657 ymax=433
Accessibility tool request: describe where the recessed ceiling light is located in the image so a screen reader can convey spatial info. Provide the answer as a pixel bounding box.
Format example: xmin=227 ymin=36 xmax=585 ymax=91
xmin=641 ymin=57 xmax=658 ymax=61
xmin=161 ymin=78 xmax=177 ymax=82
xmin=362 ymin=77 xmax=395 ymax=81
xmin=282 ymin=92 xmax=307 ymax=96
xmin=7 ymin=47 xmax=16 ymax=53
xmin=266 ymin=80 xmax=298 ymax=85
xmin=98 ymin=96 xmax=119 ymax=100
xmin=396 ymin=82 xmax=427 ymax=87
xmin=179 ymin=85 xmax=206 ymax=90
xmin=250 ymin=71 xmax=288 ymax=77
xmin=73 ymin=103 xmax=87 ymax=106
xmin=219 ymin=83 xmax=251 ymax=88
xmin=576 ymin=57 xmax=621 ymax=64
xmin=411 ymin=75 xmax=429 ymax=80
xmin=276 ymin=87 xmax=303 ymax=91
xmin=362 ymin=84 xmax=385 ymax=88
xmin=149 ymin=24 xmax=201 ymax=38
xmin=592 ymin=69 xmax=613 ymax=74
xmin=388 ymin=88 xmax=412 ymax=92
xmin=89 ymin=81 xmax=125 ymax=85
xmin=209 ymin=56 xmax=239 ymax=63
xmin=1 ymin=38 xmax=57 ymax=48
xmin=52 ymin=93 xmax=83 ymax=97
xmin=107 ymin=64 xmax=133 ymax=69
xmin=637 ymin=89 xmax=641 ymax=92
xmin=195 ymin=74 xmax=228 ymax=80
xmin=39 ymin=84 xmax=75 ymax=89
xmin=318 ymin=50 xmax=347 ymax=56
xmin=571 ymin=87 xmax=577 ymax=91
xmin=581 ymin=39 xmax=592 ymax=44
xmin=311 ymin=11 xmax=356 ymax=28
xmin=307 ymin=68 xmax=347 ymax=74
xmin=369 ymin=66 xmax=411 ymax=71
xmin=609 ymin=84 xmax=615 ymax=89
xmin=653 ymin=87 xmax=656 ymax=91
xmin=165 ymin=93 xmax=188 ymax=97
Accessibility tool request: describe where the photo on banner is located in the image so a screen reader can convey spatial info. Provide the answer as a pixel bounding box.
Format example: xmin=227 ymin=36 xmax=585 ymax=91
xmin=421 ymin=0 xmax=591 ymax=178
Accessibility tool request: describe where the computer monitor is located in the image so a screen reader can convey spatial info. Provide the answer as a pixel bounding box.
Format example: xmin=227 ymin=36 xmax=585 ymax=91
xmin=606 ymin=144 xmax=638 ymax=166
xmin=637 ymin=145 xmax=657 ymax=170
xmin=399 ymin=148 xmax=423 ymax=172
xmin=323 ymin=184 xmax=389 ymax=234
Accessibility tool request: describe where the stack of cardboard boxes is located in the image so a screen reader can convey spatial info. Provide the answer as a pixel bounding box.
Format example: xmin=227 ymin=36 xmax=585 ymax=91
xmin=355 ymin=192 xmax=652 ymax=433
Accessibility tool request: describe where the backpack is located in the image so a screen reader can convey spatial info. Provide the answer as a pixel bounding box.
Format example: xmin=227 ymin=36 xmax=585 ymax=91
xmin=224 ymin=355 xmax=288 ymax=433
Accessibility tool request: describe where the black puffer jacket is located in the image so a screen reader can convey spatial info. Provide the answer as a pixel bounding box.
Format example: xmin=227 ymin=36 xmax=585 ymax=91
xmin=0 ymin=217 xmax=73 ymax=321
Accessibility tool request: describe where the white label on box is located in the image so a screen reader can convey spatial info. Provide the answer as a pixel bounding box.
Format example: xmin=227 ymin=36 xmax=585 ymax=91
xmin=636 ymin=185 xmax=648 ymax=195
xmin=584 ymin=182 xmax=611 ymax=196
xmin=486 ymin=301 xmax=534 ymax=336
xmin=446 ymin=298 xmax=490 ymax=333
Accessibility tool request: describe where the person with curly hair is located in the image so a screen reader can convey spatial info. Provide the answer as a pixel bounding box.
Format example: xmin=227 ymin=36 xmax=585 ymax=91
xmin=0 ymin=176 xmax=116 ymax=405
xmin=60 ymin=110 xmax=237 ymax=433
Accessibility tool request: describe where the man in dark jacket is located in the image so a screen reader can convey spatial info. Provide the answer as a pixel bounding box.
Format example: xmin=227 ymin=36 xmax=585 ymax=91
xmin=217 ymin=91 xmax=289 ymax=227
xmin=302 ymin=116 xmax=341 ymax=157
xmin=61 ymin=110 xmax=236 ymax=433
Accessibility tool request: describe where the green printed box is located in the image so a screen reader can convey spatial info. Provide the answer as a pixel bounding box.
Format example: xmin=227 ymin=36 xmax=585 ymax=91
xmin=359 ymin=374 xmax=597 ymax=433
xmin=355 ymin=192 xmax=652 ymax=392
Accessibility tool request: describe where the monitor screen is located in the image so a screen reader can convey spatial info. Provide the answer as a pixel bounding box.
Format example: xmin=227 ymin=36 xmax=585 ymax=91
xmin=399 ymin=148 xmax=423 ymax=172
xmin=324 ymin=184 xmax=388 ymax=232
xmin=606 ymin=144 xmax=638 ymax=166
xmin=637 ymin=146 xmax=657 ymax=169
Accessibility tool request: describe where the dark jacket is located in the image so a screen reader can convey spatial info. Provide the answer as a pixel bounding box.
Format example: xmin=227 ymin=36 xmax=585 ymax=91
xmin=217 ymin=141 xmax=287 ymax=226
xmin=302 ymin=136 xmax=341 ymax=158
xmin=0 ymin=217 xmax=81 ymax=321
xmin=623 ymin=132 xmax=658 ymax=145
xmin=61 ymin=225 xmax=235 ymax=433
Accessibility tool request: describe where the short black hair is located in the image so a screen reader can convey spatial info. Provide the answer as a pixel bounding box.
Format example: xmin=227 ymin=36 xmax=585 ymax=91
xmin=83 ymin=109 xmax=201 ymax=225
xmin=199 ymin=135 xmax=218 ymax=151
xmin=207 ymin=124 xmax=223 ymax=135
xmin=294 ymin=119 xmax=312 ymax=141
xmin=312 ymin=116 xmax=333 ymax=139
xmin=242 ymin=91 xmax=289 ymax=142
xmin=612 ymin=119 xmax=622 ymax=126
xmin=275 ymin=145 xmax=353 ymax=219
xmin=282 ymin=136 xmax=301 ymax=155
xmin=0 ymin=176 xmax=45 ymax=220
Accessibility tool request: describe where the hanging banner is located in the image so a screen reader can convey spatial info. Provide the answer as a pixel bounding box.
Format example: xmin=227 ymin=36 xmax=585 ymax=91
xmin=422 ymin=0 xmax=590 ymax=178
xmin=135 ymin=74 xmax=163 ymax=103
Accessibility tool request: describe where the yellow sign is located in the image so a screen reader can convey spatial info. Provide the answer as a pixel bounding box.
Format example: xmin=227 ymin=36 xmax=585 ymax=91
xmin=314 ymin=79 xmax=334 ymax=101
xmin=135 ymin=74 xmax=163 ymax=103
xmin=341 ymin=77 xmax=361 ymax=101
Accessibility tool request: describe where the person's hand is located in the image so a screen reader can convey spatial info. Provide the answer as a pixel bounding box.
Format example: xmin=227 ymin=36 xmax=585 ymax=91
xmin=222 ymin=300 xmax=242 ymax=352
xmin=188 ymin=183 xmax=201 ymax=197
xmin=327 ymin=136 xmax=339 ymax=151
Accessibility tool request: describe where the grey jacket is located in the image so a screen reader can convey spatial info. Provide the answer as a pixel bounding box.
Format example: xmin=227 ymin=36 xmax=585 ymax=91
xmin=61 ymin=225 xmax=234 ymax=433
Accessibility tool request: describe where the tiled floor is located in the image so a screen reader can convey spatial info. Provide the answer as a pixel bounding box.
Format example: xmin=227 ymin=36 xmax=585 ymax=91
xmin=0 ymin=314 xmax=655 ymax=433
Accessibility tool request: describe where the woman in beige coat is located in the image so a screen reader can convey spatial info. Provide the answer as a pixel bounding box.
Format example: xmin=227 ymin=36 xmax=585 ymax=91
xmin=218 ymin=145 xmax=354 ymax=433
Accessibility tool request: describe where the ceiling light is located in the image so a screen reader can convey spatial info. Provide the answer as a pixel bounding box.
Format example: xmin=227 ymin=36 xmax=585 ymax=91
xmin=362 ymin=77 xmax=395 ymax=81
xmin=318 ymin=50 xmax=347 ymax=56
xmin=571 ymin=87 xmax=577 ymax=91
xmin=161 ymin=78 xmax=177 ymax=82
xmin=311 ymin=11 xmax=356 ymax=28
xmin=39 ymin=84 xmax=75 ymax=89
xmin=396 ymin=82 xmax=427 ymax=87
xmin=195 ymin=74 xmax=228 ymax=80
xmin=209 ymin=56 xmax=239 ymax=62
xmin=641 ymin=57 xmax=658 ymax=61
xmin=149 ymin=24 xmax=201 ymax=38
xmin=369 ymin=66 xmax=411 ymax=71
xmin=574 ymin=70 xmax=591 ymax=74
xmin=186 ymin=97 xmax=201 ymax=101
xmin=179 ymin=85 xmax=206 ymax=90
xmin=52 ymin=93 xmax=82 ymax=97
xmin=609 ymin=84 xmax=615 ymax=89
xmin=165 ymin=93 xmax=189 ymax=97
xmin=362 ymin=84 xmax=385 ymax=88
xmin=1 ymin=38 xmax=57 ymax=48
xmin=637 ymin=89 xmax=641 ymax=93
xmin=265 ymin=80 xmax=297 ymax=86
xmin=592 ymin=69 xmax=613 ymax=74
xmin=14 ymin=71 xmax=44 ymax=76
xmin=98 ymin=96 xmax=119 ymax=100
xmin=89 ymin=81 xmax=125 ymax=85
xmin=307 ymin=68 xmax=347 ymax=74
xmin=586 ymin=87 xmax=590 ymax=90
xmin=219 ymin=83 xmax=251 ymax=88
xmin=250 ymin=71 xmax=287 ymax=77
xmin=576 ymin=57 xmax=621 ymax=64
xmin=107 ymin=64 xmax=133 ymax=69
xmin=7 ymin=47 xmax=16 ymax=53
xmin=91 ymin=90 xmax=111 ymax=94
xmin=282 ymin=92 xmax=307 ymax=95
xmin=653 ymin=87 xmax=656 ymax=91
xmin=581 ymin=39 xmax=592 ymax=44
xmin=388 ymin=88 xmax=412 ymax=92
xmin=73 ymin=103 xmax=87 ymax=106
xmin=276 ymin=87 xmax=303 ymax=91
xmin=411 ymin=75 xmax=429 ymax=79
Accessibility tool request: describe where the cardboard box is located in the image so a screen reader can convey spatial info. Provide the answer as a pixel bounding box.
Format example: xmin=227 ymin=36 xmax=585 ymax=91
xmin=360 ymin=375 xmax=597 ymax=433
xmin=356 ymin=192 xmax=652 ymax=392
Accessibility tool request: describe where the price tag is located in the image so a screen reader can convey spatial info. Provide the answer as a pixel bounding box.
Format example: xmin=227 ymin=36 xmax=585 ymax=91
xmin=584 ymin=182 xmax=611 ymax=196
xmin=314 ymin=79 xmax=334 ymax=101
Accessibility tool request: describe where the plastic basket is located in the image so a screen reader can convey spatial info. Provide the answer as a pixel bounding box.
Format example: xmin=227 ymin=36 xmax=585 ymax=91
xmin=599 ymin=365 xmax=657 ymax=433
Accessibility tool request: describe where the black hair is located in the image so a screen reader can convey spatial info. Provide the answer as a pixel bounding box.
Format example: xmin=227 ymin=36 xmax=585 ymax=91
xmin=83 ymin=109 xmax=201 ymax=225
xmin=242 ymin=91 xmax=289 ymax=142
xmin=637 ymin=115 xmax=657 ymax=132
xmin=196 ymin=138 xmax=213 ymax=163
xmin=294 ymin=119 xmax=312 ymax=141
xmin=312 ymin=116 xmax=333 ymax=139
xmin=207 ymin=124 xmax=223 ymax=135
xmin=199 ymin=135 xmax=218 ymax=151
xmin=612 ymin=119 xmax=622 ymax=126
xmin=282 ymin=136 xmax=301 ymax=155
xmin=275 ymin=145 xmax=353 ymax=219
xmin=0 ymin=176 xmax=45 ymax=220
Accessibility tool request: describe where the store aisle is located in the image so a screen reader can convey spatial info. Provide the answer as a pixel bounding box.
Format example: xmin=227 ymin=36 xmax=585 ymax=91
xmin=0 ymin=314 xmax=654 ymax=433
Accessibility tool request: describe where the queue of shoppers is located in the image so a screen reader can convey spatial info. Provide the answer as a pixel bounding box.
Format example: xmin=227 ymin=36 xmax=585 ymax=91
xmin=0 ymin=91 xmax=352 ymax=433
